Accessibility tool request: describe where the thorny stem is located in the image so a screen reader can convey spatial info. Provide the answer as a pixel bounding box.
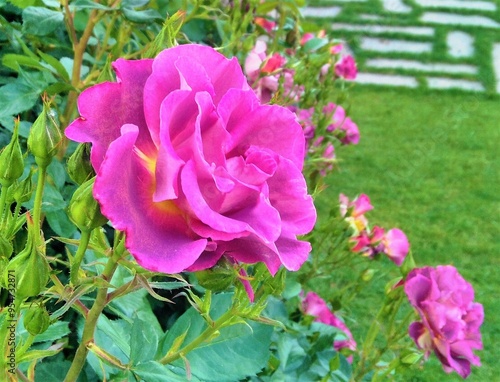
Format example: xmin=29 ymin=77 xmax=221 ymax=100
xmin=70 ymin=230 xmax=92 ymax=286
xmin=63 ymin=249 xmax=121 ymax=382
xmin=32 ymin=166 xmax=47 ymax=238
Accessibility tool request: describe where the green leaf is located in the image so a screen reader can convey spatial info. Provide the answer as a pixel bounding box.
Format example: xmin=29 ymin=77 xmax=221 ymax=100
xmin=96 ymin=316 xmax=131 ymax=357
xmin=303 ymin=37 xmax=329 ymax=52
xmin=161 ymin=293 xmax=273 ymax=381
xmin=133 ymin=361 xmax=201 ymax=382
xmin=122 ymin=8 xmax=162 ymax=23
xmin=35 ymin=321 xmax=71 ymax=343
xmin=7 ymin=0 xmax=36 ymax=8
xmin=46 ymin=210 xmax=77 ymax=237
xmin=45 ymin=82 xmax=76 ymax=95
xmin=121 ymin=0 xmax=149 ymax=7
xmin=35 ymin=358 xmax=72 ymax=381
xmin=47 ymin=160 xmax=67 ymax=189
xmin=2 ymin=54 xmax=47 ymax=72
xmin=22 ymin=7 xmax=64 ymax=36
xmin=17 ymin=342 xmax=65 ymax=363
xmin=129 ymin=316 xmax=159 ymax=365
xmin=0 ymin=81 xmax=40 ymax=119
xmin=38 ymin=51 xmax=70 ymax=82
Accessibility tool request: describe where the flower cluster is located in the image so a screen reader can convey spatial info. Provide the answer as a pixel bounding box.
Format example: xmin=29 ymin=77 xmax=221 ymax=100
xmin=244 ymin=39 xmax=301 ymax=104
xmin=340 ymin=193 xmax=410 ymax=266
xmin=302 ymin=291 xmax=356 ymax=360
xmin=66 ymin=45 xmax=316 ymax=276
xmin=405 ymin=266 xmax=484 ymax=378
xmin=243 ymin=24 xmax=359 ymax=178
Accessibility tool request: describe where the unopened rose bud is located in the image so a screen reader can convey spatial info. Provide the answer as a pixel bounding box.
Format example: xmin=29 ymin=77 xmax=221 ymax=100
xmin=0 ymin=121 xmax=24 ymax=187
xmin=68 ymin=177 xmax=107 ymax=232
xmin=27 ymin=97 xmax=62 ymax=168
xmin=3 ymin=214 xmax=49 ymax=298
xmin=23 ymin=305 xmax=50 ymax=335
xmin=67 ymin=144 xmax=94 ymax=185
xmin=361 ymin=269 xmax=375 ymax=282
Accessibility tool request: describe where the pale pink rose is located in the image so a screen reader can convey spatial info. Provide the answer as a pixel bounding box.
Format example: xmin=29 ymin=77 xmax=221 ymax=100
xmin=66 ymin=45 xmax=316 ymax=275
xmin=405 ymin=266 xmax=483 ymax=378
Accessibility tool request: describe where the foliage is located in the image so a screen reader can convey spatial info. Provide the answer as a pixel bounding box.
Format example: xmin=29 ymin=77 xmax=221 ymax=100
xmin=0 ymin=1 xmax=485 ymax=381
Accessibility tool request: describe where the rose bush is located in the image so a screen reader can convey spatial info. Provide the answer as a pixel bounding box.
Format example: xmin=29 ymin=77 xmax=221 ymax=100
xmin=405 ymin=265 xmax=484 ymax=378
xmin=66 ymin=44 xmax=316 ymax=275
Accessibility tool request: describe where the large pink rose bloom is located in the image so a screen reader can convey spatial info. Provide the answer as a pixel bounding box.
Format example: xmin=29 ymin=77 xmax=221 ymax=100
xmin=66 ymin=45 xmax=316 ymax=275
xmin=404 ymin=266 xmax=483 ymax=378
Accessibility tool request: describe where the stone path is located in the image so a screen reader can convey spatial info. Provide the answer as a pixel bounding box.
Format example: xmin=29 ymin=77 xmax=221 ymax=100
xmin=303 ymin=0 xmax=500 ymax=93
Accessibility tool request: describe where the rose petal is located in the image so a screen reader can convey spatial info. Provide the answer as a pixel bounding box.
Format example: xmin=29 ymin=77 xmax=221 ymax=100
xmin=94 ymin=124 xmax=207 ymax=273
xmin=66 ymin=58 xmax=155 ymax=170
xmin=267 ymin=157 xmax=316 ymax=235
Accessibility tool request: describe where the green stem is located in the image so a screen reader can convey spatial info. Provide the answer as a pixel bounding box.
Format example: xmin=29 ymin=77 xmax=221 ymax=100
xmin=33 ymin=166 xmax=47 ymax=236
xmin=63 ymin=249 xmax=121 ymax=382
xmin=159 ymin=308 xmax=235 ymax=365
xmin=70 ymin=230 xmax=92 ymax=286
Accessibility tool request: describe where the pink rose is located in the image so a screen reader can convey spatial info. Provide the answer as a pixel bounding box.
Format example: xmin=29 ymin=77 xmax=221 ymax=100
xmin=382 ymin=228 xmax=409 ymax=266
xmin=405 ymin=266 xmax=483 ymax=378
xmin=254 ymin=17 xmax=276 ymax=33
xmin=324 ymin=103 xmax=360 ymax=145
xmin=66 ymin=45 xmax=316 ymax=275
xmin=335 ymin=55 xmax=357 ymax=80
xmin=302 ymin=292 xmax=357 ymax=359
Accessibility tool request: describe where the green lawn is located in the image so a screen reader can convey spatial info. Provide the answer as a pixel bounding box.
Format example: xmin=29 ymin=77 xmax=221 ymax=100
xmin=317 ymin=87 xmax=499 ymax=381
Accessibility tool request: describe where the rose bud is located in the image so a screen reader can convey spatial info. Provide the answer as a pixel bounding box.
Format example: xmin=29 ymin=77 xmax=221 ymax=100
xmin=0 ymin=120 xmax=24 ymax=187
xmin=27 ymin=97 xmax=62 ymax=168
xmin=68 ymin=177 xmax=107 ymax=232
xmin=23 ymin=305 xmax=50 ymax=336
xmin=3 ymin=216 xmax=50 ymax=299
xmin=67 ymin=143 xmax=94 ymax=185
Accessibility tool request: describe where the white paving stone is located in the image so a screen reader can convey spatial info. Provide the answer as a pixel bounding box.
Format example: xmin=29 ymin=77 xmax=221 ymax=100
xmin=493 ymin=43 xmax=500 ymax=93
xmin=414 ymin=0 xmax=496 ymax=12
xmin=301 ymin=6 xmax=342 ymax=18
xmin=356 ymin=72 xmax=419 ymax=87
xmin=381 ymin=0 xmax=412 ymax=13
xmin=426 ymin=77 xmax=484 ymax=91
xmin=446 ymin=31 xmax=474 ymax=58
xmin=365 ymin=58 xmax=477 ymax=74
xmin=360 ymin=37 xmax=433 ymax=54
xmin=420 ymin=12 xmax=500 ymax=28
xmin=332 ymin=23 xmax=434 ymax=36
xmin=359 ymin=14 xmax=384 ymax=21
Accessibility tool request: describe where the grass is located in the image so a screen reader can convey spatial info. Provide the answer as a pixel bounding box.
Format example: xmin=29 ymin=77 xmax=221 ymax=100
xmin=315 ymin=86 xmax=499 ymax=381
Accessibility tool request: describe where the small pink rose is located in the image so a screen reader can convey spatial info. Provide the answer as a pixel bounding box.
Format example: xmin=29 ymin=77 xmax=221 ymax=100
xmin=335 ymin=55 xmax=357 ymax=80
xmin=382 ymin=228 xmax=409 ymax=266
